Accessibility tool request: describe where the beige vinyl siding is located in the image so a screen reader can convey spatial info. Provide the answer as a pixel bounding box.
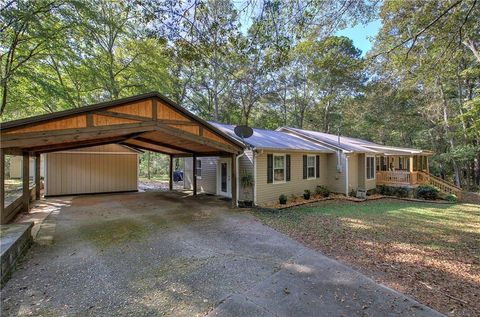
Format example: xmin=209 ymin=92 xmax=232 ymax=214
xmin=198 ymin=157 xmax=218 ymax=194
xmin=45 ymin=145 xmax=138 ymax=196
xmin=239 ymin=150 xmax=254 ymax=201
xmin=357 ymin=154 xmax=376 ymax=190
xmin=184 ymin=157 xmax=218 ymax=194
xmin=255 ymin=152 xmax=328 ymax=205
xmin=347 ymin=153 xmax=358 ymax=193
xmin=326 ymin=152 xmax=347 ymax=194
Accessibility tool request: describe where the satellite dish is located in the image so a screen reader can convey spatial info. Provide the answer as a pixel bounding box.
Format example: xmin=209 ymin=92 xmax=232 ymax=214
xmin=234 ymin=125 xmax=253 ymax=139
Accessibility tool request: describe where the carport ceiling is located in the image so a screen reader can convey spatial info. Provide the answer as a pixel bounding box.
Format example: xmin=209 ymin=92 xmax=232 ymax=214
xmin=0 ymin=92 xmax=244 ymax=156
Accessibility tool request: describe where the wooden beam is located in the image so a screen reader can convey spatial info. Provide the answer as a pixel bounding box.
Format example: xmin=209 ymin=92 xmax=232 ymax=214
xmin=27 ymin=135 xmax=135 ymax=153
xmin=172 ymin=151 xmax=232 ymax=158
xmin=152 ymin=98 xmax=158 ymax=121
xmin=120 ymin=142 xmax=183 ymax=156
xmin=0 ymin=149 xmax=5 ymax=224
xmin=35 ymin=153 xmax=41 ymax=200
xmin=95 ymin=110 xmax=150 ymax=122
xmin=22 ymin=152 xmax=30 ymax=213
xmin=156 ymin=123 xmax=240 ymax=154
xmin=1 ymin=121 xmax=157 ymax=149
xmin=192 ymin=153 xmax=197 ymax=196
xmin=169 ymin=155 xmax=173 ymax=191
xmin=231 ymin=153 xmax=237 ymax=208
xmin=86 ymin=113 xmax=94 ymax=127
xmin=135 ymin=136 xmax=194 ymax=154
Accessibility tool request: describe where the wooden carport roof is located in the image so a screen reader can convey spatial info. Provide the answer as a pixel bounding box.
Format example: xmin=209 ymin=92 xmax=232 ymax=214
xmin=0 ymin=92 xmax=244 ymax=156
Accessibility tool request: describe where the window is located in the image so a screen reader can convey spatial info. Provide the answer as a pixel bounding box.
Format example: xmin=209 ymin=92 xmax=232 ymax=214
xmin=366 ymin=156 xmax=375 ymax=180
xmin=196 ymin=159 xmax=202 ymax=178
xmin=307 ymin=155 xmax=316 ymax=179
xmin=273 ymin=154 xmax=285 ymax=183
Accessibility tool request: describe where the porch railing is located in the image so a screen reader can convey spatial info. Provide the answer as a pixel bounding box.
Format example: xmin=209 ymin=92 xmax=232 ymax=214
xmin=376 ymin=170 xmax=462 ymax=199
xmin=376 ymin=171 xmax=418 ymax=186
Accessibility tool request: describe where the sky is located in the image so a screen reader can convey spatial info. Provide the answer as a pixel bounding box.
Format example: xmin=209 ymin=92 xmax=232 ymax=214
xmin=336 ymin=20 xmax=383 ymax=56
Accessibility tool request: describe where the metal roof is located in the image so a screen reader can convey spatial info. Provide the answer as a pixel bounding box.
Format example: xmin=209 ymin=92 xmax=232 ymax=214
xmin=209 ymin=122 xmax=334 ymax=153
xmin=279 ymin=127 xmax=431 ymax=155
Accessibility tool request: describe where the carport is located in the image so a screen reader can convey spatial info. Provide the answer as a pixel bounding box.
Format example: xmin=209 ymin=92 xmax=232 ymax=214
xmin=0 ymin=92 xmax=244 ymax=224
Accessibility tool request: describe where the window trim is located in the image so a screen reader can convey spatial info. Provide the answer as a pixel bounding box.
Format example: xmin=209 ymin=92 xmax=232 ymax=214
xmin=366 ymin=155 xmax=375 ymax=180
xmin=306 ymin=154 xmax=316 ymax=179
xmin=272 ymin=154 xmax=286 ymax=184
xmin=196 ymin=158 xmax=202 ymax=179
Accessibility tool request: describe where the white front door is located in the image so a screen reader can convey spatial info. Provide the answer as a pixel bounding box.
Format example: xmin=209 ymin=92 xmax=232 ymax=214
xmin=217 ymin=158 xmax=231 ymax=198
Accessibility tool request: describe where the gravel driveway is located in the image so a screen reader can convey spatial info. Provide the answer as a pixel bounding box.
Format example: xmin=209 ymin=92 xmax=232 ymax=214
xmin=1 ymin=192 xmax=442 ymax=317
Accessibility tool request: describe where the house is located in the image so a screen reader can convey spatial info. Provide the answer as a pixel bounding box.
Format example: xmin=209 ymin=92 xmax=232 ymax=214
xmin=0 ymin=92 xmax=461 ymax=224
xmin=186 ymin=123 xmax=461 ymax=206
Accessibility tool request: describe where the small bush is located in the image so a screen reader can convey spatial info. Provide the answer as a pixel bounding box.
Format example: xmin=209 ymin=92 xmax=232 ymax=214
xmin=279 ymin=194 xmax=288 ymax=204
xmin=416 ymin=185 xmax=440 ymax=200
xmin=303 ymin=189 xmax=311 ymax=200
xmin=315 ymin=185 xmax=330 ymax=197
xmin=366 ymin=188 xmax=377 ymax=196
xmin=349 ymin=189 xmax=357 ymax=197
xmin=394 ymin=187 xmax=409 ymax=198
xmin=378 ymin=185 xmax=393 ymax=196
xmin=446 ymin=194 xmax=457 ymax=202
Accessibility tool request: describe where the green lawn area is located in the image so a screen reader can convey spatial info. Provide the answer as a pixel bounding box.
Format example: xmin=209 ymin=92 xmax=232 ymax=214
xmin=253 ymin=199 xmax=480 ymax=316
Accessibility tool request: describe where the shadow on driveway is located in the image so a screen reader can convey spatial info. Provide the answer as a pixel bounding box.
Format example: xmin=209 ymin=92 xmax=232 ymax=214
xmin=1 ymin=192 xmax=443 ymax=316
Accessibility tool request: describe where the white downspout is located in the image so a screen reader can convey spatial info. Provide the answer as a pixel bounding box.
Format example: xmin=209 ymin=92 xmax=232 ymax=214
xmin=345 ymin=154 xmax=349 ymax=195
xmin=253 ymin=149 xmax=257 ymax=206
xmin=236 ymin=152 xmax=246 ymax=207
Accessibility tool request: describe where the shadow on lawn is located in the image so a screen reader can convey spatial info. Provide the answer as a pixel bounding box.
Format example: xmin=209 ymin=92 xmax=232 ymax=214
xmin=254 ymin=199 xmax=480 ymax=316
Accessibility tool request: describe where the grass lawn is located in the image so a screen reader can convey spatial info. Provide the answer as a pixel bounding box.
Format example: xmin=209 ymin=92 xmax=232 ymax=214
xmin=253 ymin=199 xmax=480 ymax=316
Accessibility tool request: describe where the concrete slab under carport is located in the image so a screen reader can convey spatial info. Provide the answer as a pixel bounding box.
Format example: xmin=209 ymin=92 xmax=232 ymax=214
xmin=0 ymin=192 xmax=442 ymax=317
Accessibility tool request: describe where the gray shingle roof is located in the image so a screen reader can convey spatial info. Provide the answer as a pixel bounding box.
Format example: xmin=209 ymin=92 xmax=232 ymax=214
xmin=209 ymin=122 xmax=334 ymax=152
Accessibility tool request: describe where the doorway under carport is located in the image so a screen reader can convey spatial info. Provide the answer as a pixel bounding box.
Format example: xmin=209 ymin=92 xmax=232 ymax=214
xmin=0 ymin=92 xmax=244 ymax=224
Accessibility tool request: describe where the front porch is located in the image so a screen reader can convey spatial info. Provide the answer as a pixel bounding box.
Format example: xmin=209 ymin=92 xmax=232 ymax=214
xmin=375 ymin=155 xmax=462 ymax=198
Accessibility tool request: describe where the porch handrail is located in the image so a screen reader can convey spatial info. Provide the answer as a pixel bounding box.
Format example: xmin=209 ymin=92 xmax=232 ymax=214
xmin=417 ymin=171 xmax=462 ymax=199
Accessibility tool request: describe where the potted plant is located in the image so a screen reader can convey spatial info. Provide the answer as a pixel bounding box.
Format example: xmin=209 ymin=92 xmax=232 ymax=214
xmin=240 ymin=170 xmax=254 ymax=207
xmin=279 ymin=194 xmax=287 ymax=205
xmin=303 ymin=189 xmax=311 ymax=200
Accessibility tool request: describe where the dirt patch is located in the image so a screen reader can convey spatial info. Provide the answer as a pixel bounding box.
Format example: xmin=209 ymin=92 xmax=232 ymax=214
xmin=253 ymin=199 xmax=480 ymax=317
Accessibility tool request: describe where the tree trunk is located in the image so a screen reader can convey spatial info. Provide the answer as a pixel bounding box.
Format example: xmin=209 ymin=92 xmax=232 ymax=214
xmin=438 ymin=80 xmax=461 ymax=187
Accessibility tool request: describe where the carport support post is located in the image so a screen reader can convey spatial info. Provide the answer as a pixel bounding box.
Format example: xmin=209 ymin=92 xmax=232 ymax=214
xmin=169 ymin=155 xmax=173 ymax=191
xmin=35 ymin=153 xmax=41 ymax=200
xmin=192 ymin=153 xmax=197 ymax=195
xmin=0 ymin=149 xmax=5 ymax=224
xmin=231 ymin=153 xmax=237 ymax=208
xmin=22 ymin=152 xmax=30 ymax=212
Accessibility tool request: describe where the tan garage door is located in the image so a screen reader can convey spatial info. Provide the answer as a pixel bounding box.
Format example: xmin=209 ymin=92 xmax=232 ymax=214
xmin=45 ymin=149 xmax=138 ymax=196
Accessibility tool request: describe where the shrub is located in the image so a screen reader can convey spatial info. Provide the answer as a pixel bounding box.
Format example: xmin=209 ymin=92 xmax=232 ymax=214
xmin=366 ymin=188 xmax=377 ymax=196
xmin=315 ymin=185 xmax=330 ymax=197
xmin=416 ymin=185 xmax=440 ymax=200
xmin=394 ymin=187 xmax=409 ymax=198
xmin=303 ymin=189 xmax=311 ymax=200
xmin=446 ymin=194 xmax=457 ymax=202
xmin=378 ymin=185 xmax=393 ymax=196
xmin=349 ymin=189 xmax=357 ymax=197
xmin=279 ymin=194 xmax=287 ymax=204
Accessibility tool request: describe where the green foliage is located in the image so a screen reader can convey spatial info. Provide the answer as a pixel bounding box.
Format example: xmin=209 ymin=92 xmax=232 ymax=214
xmin=303 ymin=189 xmax=311 ymax=200
xmin=279 ymin=194 xmax=287 ymax=205
xmin=240 ymin=170 xmax=254 ymax=188
xmin=394 ymin=187 xmax=409 ymax=198
xmin=416 ymin=185 xmax=440 ymax=200
xmin=446 ymin=194 xmax=458 ymax=203
xmin=349 ymin=189 xmax=357 ymax=197
xmin=315 ymin=185 xmax=331 ymax=197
